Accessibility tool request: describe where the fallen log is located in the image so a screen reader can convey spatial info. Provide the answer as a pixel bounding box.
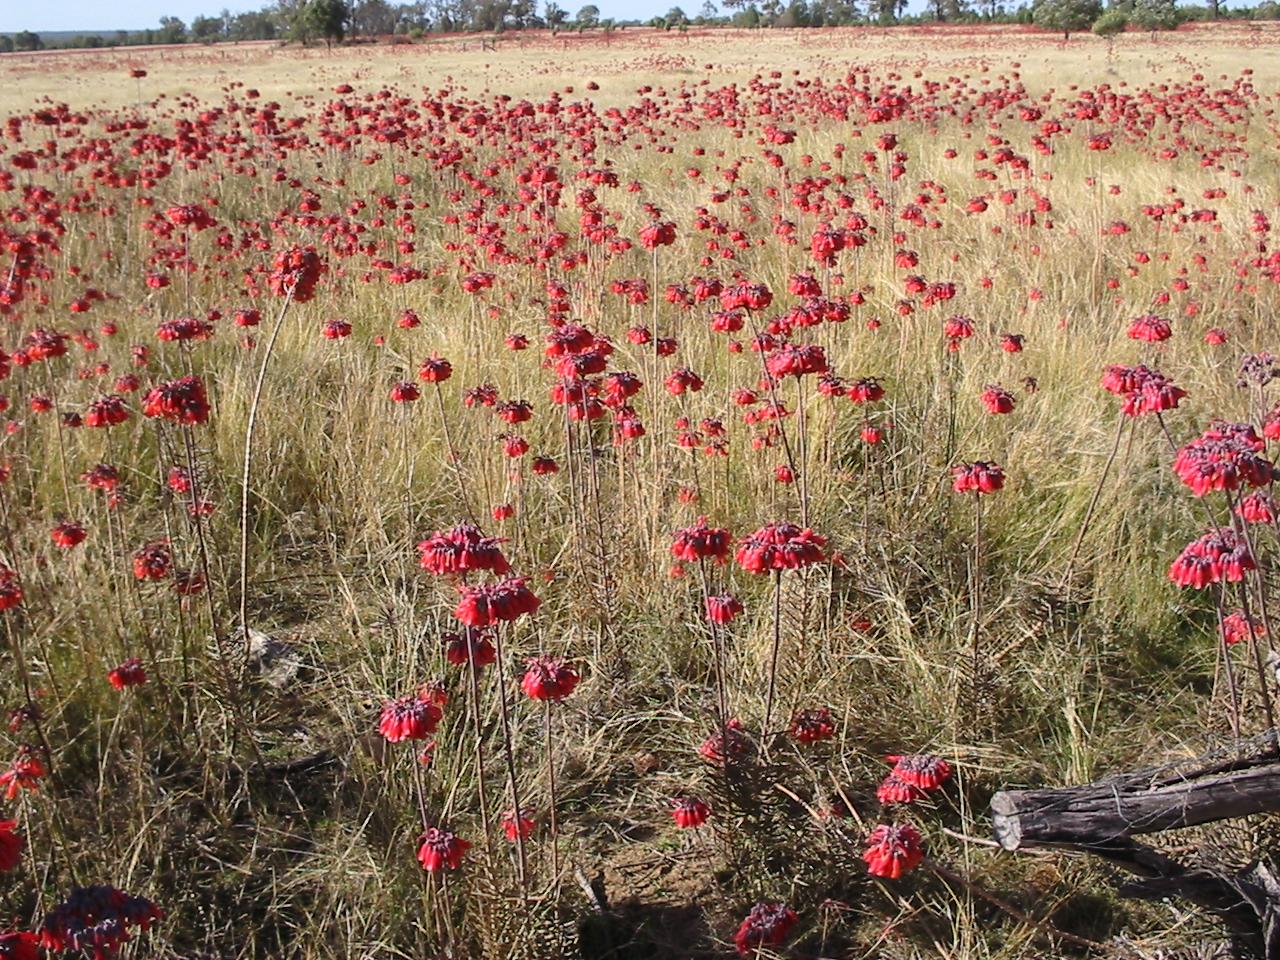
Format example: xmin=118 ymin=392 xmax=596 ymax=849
xmin=990 ymin=737 xmax=1280 ymax=959
xmin=990 ymin=753 xmax=1280 ymax=851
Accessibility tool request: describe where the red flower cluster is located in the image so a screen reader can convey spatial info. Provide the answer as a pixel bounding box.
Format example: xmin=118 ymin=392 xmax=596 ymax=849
xmin=378 ymin=690 xmax=443 ymax=743
xmin=50 ymin=521 xmax=87 ymax=549
xmin=0 ymin=932 xmax=36 ymax=960
xmin=454 ymin=578 xmax=540 ymax=627
xmin=671 ymin=517 xmax=732 ymax=564
xmin=735 ymin=522 xmax=827 ymax=574
xmin=699 ymin=719 xmax=751 ymax=764
xmin=39 ymin=885 xmax=163 ymax=958
xmin=444 ymin=630 xmax=496 ymax=668
xmin=132 ymin=541 xmax=172 ymax=581
xmin=0 ymin=746 xmax=44 ymax=799
xmin=1221 ymin=611 xmax=1266 ymax=647
xmin=1173 ymin=422 xmax=1274 ymax=497
xmin=1127 ymin=313 xmax=1172 ymax=343
xmin=980 ymin=385 xmax=1015 ymax=415
xmin=0 ymin=819 xmax=23 ymax=871
xmin=417 ymin=826 xmax=470 ymax=872
xmin=107 ymin=658 xmax=147 ymax=691
xmin=1169 ymin=528 xmax=1255 ymax=589
xmin=85 ymin=395 xmax=129 ymax=428
xmin=788 ymin=706 xmax=836 ymax=744
xmin=268 ymin=246 xmax=325 ymax=302
xmin=732 ymin=902 xmax=797 ymax=957
xmin=520 ymin=656 xmax=580 ymax=701
xmin=705 ymin=593 xmax=744 ymax=625
xmin=417 ymin=524 xmax=510 ymax=576
xmin=0 ymin=567 xmax=20 ymax=613
xmin=671 ymin=797 xmax=710 ymax=829
xmin=951 ymin=461 xmax=1004 ymax=494
xmin=862 ymin=822 xmax=925 ymax=878
xmin=765 ymin=343 xmax=828 ymax=379
xmin=878 ymin=754 xmax=952 ymax=804
xmin=141 ymin=376 xmax=210 ymax=425
xmin=1101 ymin=364 xmax=1186 ymax=416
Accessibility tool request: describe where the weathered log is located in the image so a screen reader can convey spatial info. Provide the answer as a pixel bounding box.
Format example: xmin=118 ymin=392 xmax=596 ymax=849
xmin=990 ymin=740 xmax=1280 ymax=959
xmin=991 ymin=753 xmax=1280 ymax=851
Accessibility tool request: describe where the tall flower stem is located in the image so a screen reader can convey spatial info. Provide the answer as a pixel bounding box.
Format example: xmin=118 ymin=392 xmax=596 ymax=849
xmin=544 ymin=699 xmax=560 ymax=882
xmin=971 ymin=490 xmax=984 ymax=720
xmin=1214 ymin=591 xmax=1243 ymax=738
xmin=1062 ymin=416 xmax=1127 ymax=587
xmin=467 ymin=655 xmax=493 ymax=858
xmin=491 ymin=624 xmax=528 ymax=901
xmin=764 ymin=569 xmax=784 ymax=739
xmin=239 ymin=285 xmax=295 ymax=660
xmin=432 ymin=382 xmax=477 ymax=525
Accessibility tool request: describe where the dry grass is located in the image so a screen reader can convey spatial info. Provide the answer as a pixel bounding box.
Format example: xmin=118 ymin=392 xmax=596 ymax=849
xmin=0 ymin=23 xmax=1278 ymax=960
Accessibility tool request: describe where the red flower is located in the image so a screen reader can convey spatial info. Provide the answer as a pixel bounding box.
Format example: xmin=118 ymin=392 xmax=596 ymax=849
xmin=417 ymin=524 xmax=510 ymax=577
xmin=322 ymin=319 xmax=352 ymax=340
xmin=735 ymin=522 xmax=827 ymax=574
xmin=699 ymin=719 xmax=751 ymax=764
xmin=671 ymin=797 xmax=710 ymax=829
xmin=671 ymin=518 xmax=732 ymax=564
xmin=877 ymin=773 xmax=927 ymax=805
xmin=418 ymin=354 xmax=453 ymax=383
xmin=141 ymin=376 xmax=210 ymax=425
xmin=520 ymin=656 xmax=580 ymax=701
xmin=979 ymin=385 xmax=1015 ymax=415
xmin=1128 ymin=313 xmax=1172 ymax=343
xmin=417 ymin=826 xmax=470 ymax=872
xmin=0 ymin=820 xmax=23 ymax=871
xmin=1204 ymin=328 xmax=1229 ymax=345
xmin=0 ymin=931 xmax=37 ymax=960
xmin=863 ymin=822 xmax=925 ymax=878
xmin=268 ymin=246 xmax=325 ymax=302
xmin=847 ymin=377 xmax=885 ymax=404
xmin=454 ymin=578 xmax=540 ymax=627
xmin=0 ymin=568 xmax=21 ymax=612
xmin=951 ymin=461 xmax=1003 ymax=495
xmin=379 ymin=690 xmax=443 ymax=743
xmin=1102 ymin=364 xmax=1186 ymax=417
xmin=888 ymin=754 xmax=953 ymax=790
xmin=705 ymin=593 xmax=744 ymax=625
xmin=765 ymin=343 xmax=829 ymax=379
xmin=502 ymin=808 xmax=536 ymax=842
xmin=788 ymin=707 xmax=836 ymax=744
xmin=107 ymin=658 xmax=147 ymax=691
xmin=39 ymin=885 xmax=163 ymax=957
xmin=1236 ymin=492 xmax=1276 ymax=525
xmin=1173 ymin=423 xmax=1274 ymax=497
xmin=390 ymin=381 xmax=420 ymax=404
xmin=0 ymin=746 xmax=45 ymax=800
xmin=444 ymin=630 xmax=496 ymax=668
xmin=84 ymin=395 xmax=129 ymax=428
xmin=50 ymin=521 xmax=87 ymax=549
xmin=1001 ymin=333 xmax=1025 ymax=353
xmin=132 ymin=541 xmax=172 ymax=581
xmin=1221 ymin=611 xmax=1265 ymax=647
xmin=1169 ymin=528 xmax=1256 ymax=589
xmin=532 ymin=456 xmax=559 ymax=475
xmin=732 ymin=902 xmax=797 ymax=957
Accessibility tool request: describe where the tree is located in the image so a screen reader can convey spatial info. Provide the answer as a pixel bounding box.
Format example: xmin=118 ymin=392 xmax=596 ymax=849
xmin=353 ymin=0 xmax=399 ymax=33
xmin=294 ymin=0 xmax=350 ymax=45
xmin=1031 ymin=0 xmax=1101 ymax=36
xmin=158 ymin=16 xmax=188 ymax=43
xmin=698 ymin=0 xmax=719 ymax=20
xmin=0 ymin=36 xmax=13 ymax=54
xmin=1129 ymin=0 xmax=1179 ymax=31
xmin=191 ymin=15 xmax=225 ymax=41
xmin=574 ymin=3 xmax=600 ymax=26
xmin=13 ymin=30 xmax=43 ymax=51
xmin=665 ymin=4 xmax=689 ymax=22
xmin=1091 ymin=6 xmax=1127 ymax=39
xmin=545 ymin=0 xmax=569 ymax=26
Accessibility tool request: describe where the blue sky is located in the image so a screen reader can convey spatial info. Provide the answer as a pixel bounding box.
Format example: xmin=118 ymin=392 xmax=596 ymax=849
xmin=5 ymin=0 xmax=702 ymax=33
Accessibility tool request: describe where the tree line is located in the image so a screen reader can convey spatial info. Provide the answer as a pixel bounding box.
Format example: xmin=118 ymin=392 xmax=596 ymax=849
xmin=2 ymin=0 xmax=1278 ymax=53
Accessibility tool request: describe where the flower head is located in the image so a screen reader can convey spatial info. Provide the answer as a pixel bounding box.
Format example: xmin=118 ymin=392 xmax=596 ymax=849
xmin=520 ymin=656 xmax=580 ymax=702
xmin=735 ymin=522 xmax=826 ymax=574
xmin=378 ymin=690 xmax=443 ymax=743
xmin=417 ymin=826 xmax=470 ymax=872
xmin=863 ymin=822 xmax=924 ymax=878
xmin=671 ymin=797 xmax=710 ymax=829
xmin=732 ymin=902 xmax=797 ymax=957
